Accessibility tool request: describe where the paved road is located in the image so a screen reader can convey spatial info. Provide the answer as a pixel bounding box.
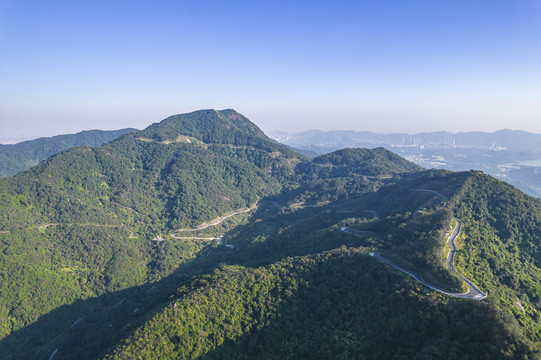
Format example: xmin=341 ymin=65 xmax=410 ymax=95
xmin=48 ymin=349 xmax=58 ymax=360
xmin=170 ymin=235 xmax=221 ymax=240
xmin=174 ymin=206 xmax=256 ymax=233
xmin=370 ymin=220 xmax=486 ymax=300
xmin=445 ymin=220 xmax=486 ymax=299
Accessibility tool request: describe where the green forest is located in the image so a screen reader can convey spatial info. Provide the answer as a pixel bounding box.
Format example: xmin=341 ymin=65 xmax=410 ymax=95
xmin=0 ymin=128 xmax=136 ymax=178
xmin=1 ymin=109 xmax=540 ymax=359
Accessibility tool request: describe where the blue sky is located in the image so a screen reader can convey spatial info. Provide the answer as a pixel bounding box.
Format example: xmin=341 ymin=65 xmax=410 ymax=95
xmin=1 ymin=0 xmax=540 ymax=140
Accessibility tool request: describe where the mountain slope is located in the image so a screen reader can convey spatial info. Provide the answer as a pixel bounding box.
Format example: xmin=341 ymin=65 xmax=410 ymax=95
xmin=2 ymin=110 xmax=541 ymax=359
xmin=98 ymin=169 xmax=541 ymax=360
xmin=270 ymin=129 xmax=541 ymax=198
xmin=309 ymin=147 xmax=423 ymax=177
xmin=104 ymin=249 xmax=533 ymax=360
xmin=277 ymin=147 xmax=424 ymax=212
xmin=0 ymin=109 xmax=304 ymax=342
xmin=0 ymin=128 xmax=137 ymax=177
xmin=452 ymin=172 xmax=541 ymax=343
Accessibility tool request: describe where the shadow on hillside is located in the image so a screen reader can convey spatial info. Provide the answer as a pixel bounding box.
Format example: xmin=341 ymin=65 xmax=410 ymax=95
xmin=0 ymin=173 xmax=460 ymax=360
xmin=196 ymin=252 xmax=532 ymax=360
xmin=0 ymin=255 xmax=204 ymax=360
xmin=0 ymin=201 xmax=375 ymax=360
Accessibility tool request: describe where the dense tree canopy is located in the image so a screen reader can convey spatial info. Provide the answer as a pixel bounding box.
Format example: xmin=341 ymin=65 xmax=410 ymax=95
xmin=1 ymin=110 xmax=540 ymax=359
xmin=0 ymin=128 xmax=136 ymax=178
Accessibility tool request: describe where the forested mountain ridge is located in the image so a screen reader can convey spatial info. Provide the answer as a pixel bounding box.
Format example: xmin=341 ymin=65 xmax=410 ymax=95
xmin=0 ymin=128 xmax=137 ymax=178
xmin=105 ymin=249 xmax=531 ymax=360
xmin=452 ymin=171 xmax=541 ymax=342
xmin=301 ymin=147 xmax=423 ymax=179
xmin=1 ymin=110 xmax=541 ymax=359
xmin=313 ymin=147 xmax=422 ymax=173
xmin=0 ymin=109 xmax=303 ymax=345
xmin=101 ymin=170 xmax=541 ymax=360
xmin=270 ymin=128 xmax=541 ymax=198
xmin=0 ymin=109 xmax=303 ymax=231
xmin=138 ymin=109 xmax=272 ymax=146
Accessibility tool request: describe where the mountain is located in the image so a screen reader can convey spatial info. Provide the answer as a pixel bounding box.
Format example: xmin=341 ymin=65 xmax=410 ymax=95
xmin=0 ymin=109 xmax=303 ymax=349
xmin=1 ymin=110 xmax=541 ymax=359
xmin=0 ymin=128 xmax=137 ymax=178
xmin=105 ymin=248 xmax=529 ymax=360
xmin=310 ymin=147 xmax=423 ymax=176
xmin=270 ymin=129 xmax=541 ymax=198
xmin=103 ymin=170 xmax=541 ymax=360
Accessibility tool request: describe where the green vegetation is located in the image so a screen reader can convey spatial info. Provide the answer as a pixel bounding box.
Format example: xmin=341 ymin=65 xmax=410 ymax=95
xmin=1 ymin=109 xmax=541 ymax=359
xmin=453 ymin=172 xmax=541 ymax=343
xmin=0 ymin=128 xmax=136 ymax=178
xmin=308 ymin=147 xmax=423 ymax=177
xmin=105 ymin=249 xmax=533 ymax=360
xmin=0 ymin=109 xmax=303 ymax=344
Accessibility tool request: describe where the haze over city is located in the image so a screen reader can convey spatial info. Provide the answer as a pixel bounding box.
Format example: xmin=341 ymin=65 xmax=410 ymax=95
xmin=1 ymin=0 xmax=540 ymax=140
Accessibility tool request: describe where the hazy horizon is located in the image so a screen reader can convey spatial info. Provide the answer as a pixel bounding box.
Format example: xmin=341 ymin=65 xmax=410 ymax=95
xmin=1 ymin=1 xmax=540 ymax=139
xmin=3 ymin=116 xmax=541 ymax=146
xmin=3 ymin=109 xmax=541 ymax=143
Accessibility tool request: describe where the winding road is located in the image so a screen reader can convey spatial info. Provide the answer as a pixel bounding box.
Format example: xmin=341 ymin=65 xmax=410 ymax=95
xmin=174 ymin=205 xmax=256 ymax=234
xmin=444 ymin=220 xmax=486 ymax=299
xmin=369 ymin=220 xmax=486 ymax=300
xmin=48 ymin=349 xmax=58 ymax=360
xmin=170 ymin=206 xmax=257 ymax=246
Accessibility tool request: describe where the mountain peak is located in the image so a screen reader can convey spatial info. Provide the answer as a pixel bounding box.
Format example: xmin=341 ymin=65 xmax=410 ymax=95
xmin=312 ymin=147 xmax=423 ymax=176
xmin=134 ymin=109 xmax=266 ymax=145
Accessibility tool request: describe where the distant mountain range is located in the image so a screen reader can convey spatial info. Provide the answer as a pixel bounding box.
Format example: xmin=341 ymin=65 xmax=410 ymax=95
xmin=270 ymin=129 xmax=541 ymax=198
xmin=0 ymin=128 xmax=137 ymax=177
